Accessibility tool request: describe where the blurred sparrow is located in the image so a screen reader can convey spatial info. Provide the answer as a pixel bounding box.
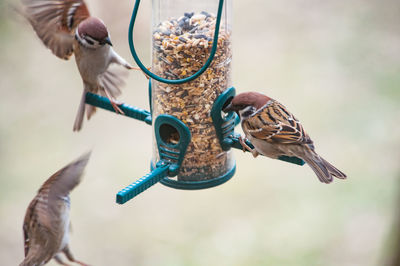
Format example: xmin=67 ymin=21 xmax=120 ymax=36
xmin=20 ymin=152 xmax=91 ymax=266
xmin=224 ymin=92 xmax=346 ymax=183
xmin=21 ymin=0 xmax=141 ymax=131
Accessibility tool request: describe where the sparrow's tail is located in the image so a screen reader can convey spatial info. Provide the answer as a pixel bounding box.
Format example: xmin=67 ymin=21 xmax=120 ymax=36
xmin=86 ymin=105 xmax=97 ymax=120
xmin=302 ymin=149 xmax=346 ymax=184
xmin=73 ymin=89 xmax=87 ymax=132
xmin=320 ymin=157 xmax=347 ymax=179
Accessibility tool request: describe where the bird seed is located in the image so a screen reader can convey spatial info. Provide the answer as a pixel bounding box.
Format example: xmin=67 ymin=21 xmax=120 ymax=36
xmin=152 ymin=12 xmax=233 ymax=181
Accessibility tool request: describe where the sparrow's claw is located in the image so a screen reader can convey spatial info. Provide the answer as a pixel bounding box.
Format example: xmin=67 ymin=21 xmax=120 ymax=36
xmin=102 ymin=88 xmax=125 ymax=115
xmin=238 ymin=136 xmax=246 ymax=152
xmin=126 ymin=65 xmax=141 ymax=71
xmin=239 ymin=136 xmax=251 ymax=152
xmin=142 ymin=67 xmax=151 ymax=79
xmin=111 ymin=100 xmax=125 ymax=115
xmin=126 ymin=65 xmax=151 ymax=79
xmin=239 ymin=136 xmax=259 ymax=157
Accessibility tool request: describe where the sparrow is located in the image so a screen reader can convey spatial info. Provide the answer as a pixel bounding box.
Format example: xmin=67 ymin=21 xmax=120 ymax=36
xmin=20 ymin=152 xmax=91 ymax=266
xmin=21 ymin=0 xmax=140 ymax=131
xmin=223 ymin=92 xmax=346 ymax=183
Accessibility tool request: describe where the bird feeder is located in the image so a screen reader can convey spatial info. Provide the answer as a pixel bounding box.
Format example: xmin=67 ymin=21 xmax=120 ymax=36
xmin=84 ymin=0 xmax=305 ymax=205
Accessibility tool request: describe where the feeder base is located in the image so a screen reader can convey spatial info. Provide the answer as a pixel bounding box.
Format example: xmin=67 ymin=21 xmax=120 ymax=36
xmin=151 ymin=161 xmax=236 ymax=190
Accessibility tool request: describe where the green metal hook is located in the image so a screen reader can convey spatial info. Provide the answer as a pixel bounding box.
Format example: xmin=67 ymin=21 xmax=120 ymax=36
xmin=128 ymin=0 xmax=225 ymax=84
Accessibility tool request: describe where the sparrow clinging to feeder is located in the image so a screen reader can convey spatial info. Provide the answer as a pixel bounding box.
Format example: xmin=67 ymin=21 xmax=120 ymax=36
xmin=223 ymin=92 xmax=346 ymax=183
xmin=21 ymin=0 xmax=141 ymax=131
xmin=20 ymin=152 xmax=90 ymax=266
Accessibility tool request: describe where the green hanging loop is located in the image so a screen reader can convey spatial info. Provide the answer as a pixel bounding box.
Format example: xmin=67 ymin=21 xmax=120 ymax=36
xmin=128 ymin=0 xmax=225 ymax=84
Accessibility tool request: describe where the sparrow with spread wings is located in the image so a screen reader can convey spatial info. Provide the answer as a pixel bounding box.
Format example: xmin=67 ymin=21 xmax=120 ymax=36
xmin=224 ymin=92 xmax=346 ymax=184
xmin=20 ymin=152 xmax=91 ymax=266
xmin=21 ymin=0 xmax=140 ymax=131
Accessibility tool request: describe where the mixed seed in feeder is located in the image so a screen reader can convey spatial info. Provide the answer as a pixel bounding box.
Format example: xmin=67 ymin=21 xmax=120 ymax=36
xmin=152 ymin=12 xmax=233 ymax=181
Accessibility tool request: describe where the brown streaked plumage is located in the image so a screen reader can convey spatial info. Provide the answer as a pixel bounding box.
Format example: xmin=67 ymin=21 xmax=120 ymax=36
xmin=224 ymin=92 xmax=346 ymax=183
xmin=21 ymin=0 xmax=142 ymax=131
xmin=20 ymin=152 xmax=91 ymax=266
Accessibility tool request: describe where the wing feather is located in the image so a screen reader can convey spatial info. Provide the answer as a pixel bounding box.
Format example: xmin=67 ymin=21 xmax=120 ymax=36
xmin=23 ymin=198 xmax=38 ymax=256
xmin=243 ymin=100 xmax=313 ymax=145
xmin=99 ymin=66 xmax=128 ymax=98
xmin=22 ymin=0 xmax=90 ymax=59
xmin=38 ymin=152 xmax=90 ymax=203
xmin=22 ymin=153 xmax=90 ymax=264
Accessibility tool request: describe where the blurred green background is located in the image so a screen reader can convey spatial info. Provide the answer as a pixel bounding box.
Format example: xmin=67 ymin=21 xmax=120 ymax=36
xmin=1 ymin=0 xmax=400 ymax=265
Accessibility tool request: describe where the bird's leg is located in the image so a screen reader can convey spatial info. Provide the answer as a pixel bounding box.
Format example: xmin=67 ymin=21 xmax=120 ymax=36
xmin=239 ymin=136 xmax=260 ymax=158
xmin=74 ymin=260 xmax=90 ymax=266
xmin=143 ymin=67 xmax=150 ymax=80
xmin=102 ymin=87 xmax=125 ymax=115
xmin=239 ymin=136 xmax=252 ymax=152
xmin=53 ymin=254 xmax=72 ymax=266
xmin=127 ymin=66 xmax=151 ymax=80
xmin=63 ymin=246 xmax=90 ymax=266
xmin=127 ymin=66 xmax=141 ymax=71
xmin=112 ymin=51 xmax=150 ymax=79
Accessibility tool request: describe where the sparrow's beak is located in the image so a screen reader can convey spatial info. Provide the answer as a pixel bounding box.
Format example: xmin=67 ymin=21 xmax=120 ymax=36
xmin=223 ymin=102 xmax=234 ymax=113
xmin=103 ymin=36 xmax=113 ymax=46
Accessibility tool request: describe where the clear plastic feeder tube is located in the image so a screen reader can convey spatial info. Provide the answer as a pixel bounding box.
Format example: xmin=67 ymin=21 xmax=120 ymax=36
xmin=151 ymin=0 xmax=233 ymax=181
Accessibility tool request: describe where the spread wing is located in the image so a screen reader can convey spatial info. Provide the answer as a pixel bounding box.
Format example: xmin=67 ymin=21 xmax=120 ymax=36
xmin=39 ymin=151 xmax=91 ymax=203
xmin=22 ymin=0 xmax=90 ymax=59
xmin=22 ymin=152 xmax=90 ymax=262
xmin=243 ymin=100 xmax=314 ymax=146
